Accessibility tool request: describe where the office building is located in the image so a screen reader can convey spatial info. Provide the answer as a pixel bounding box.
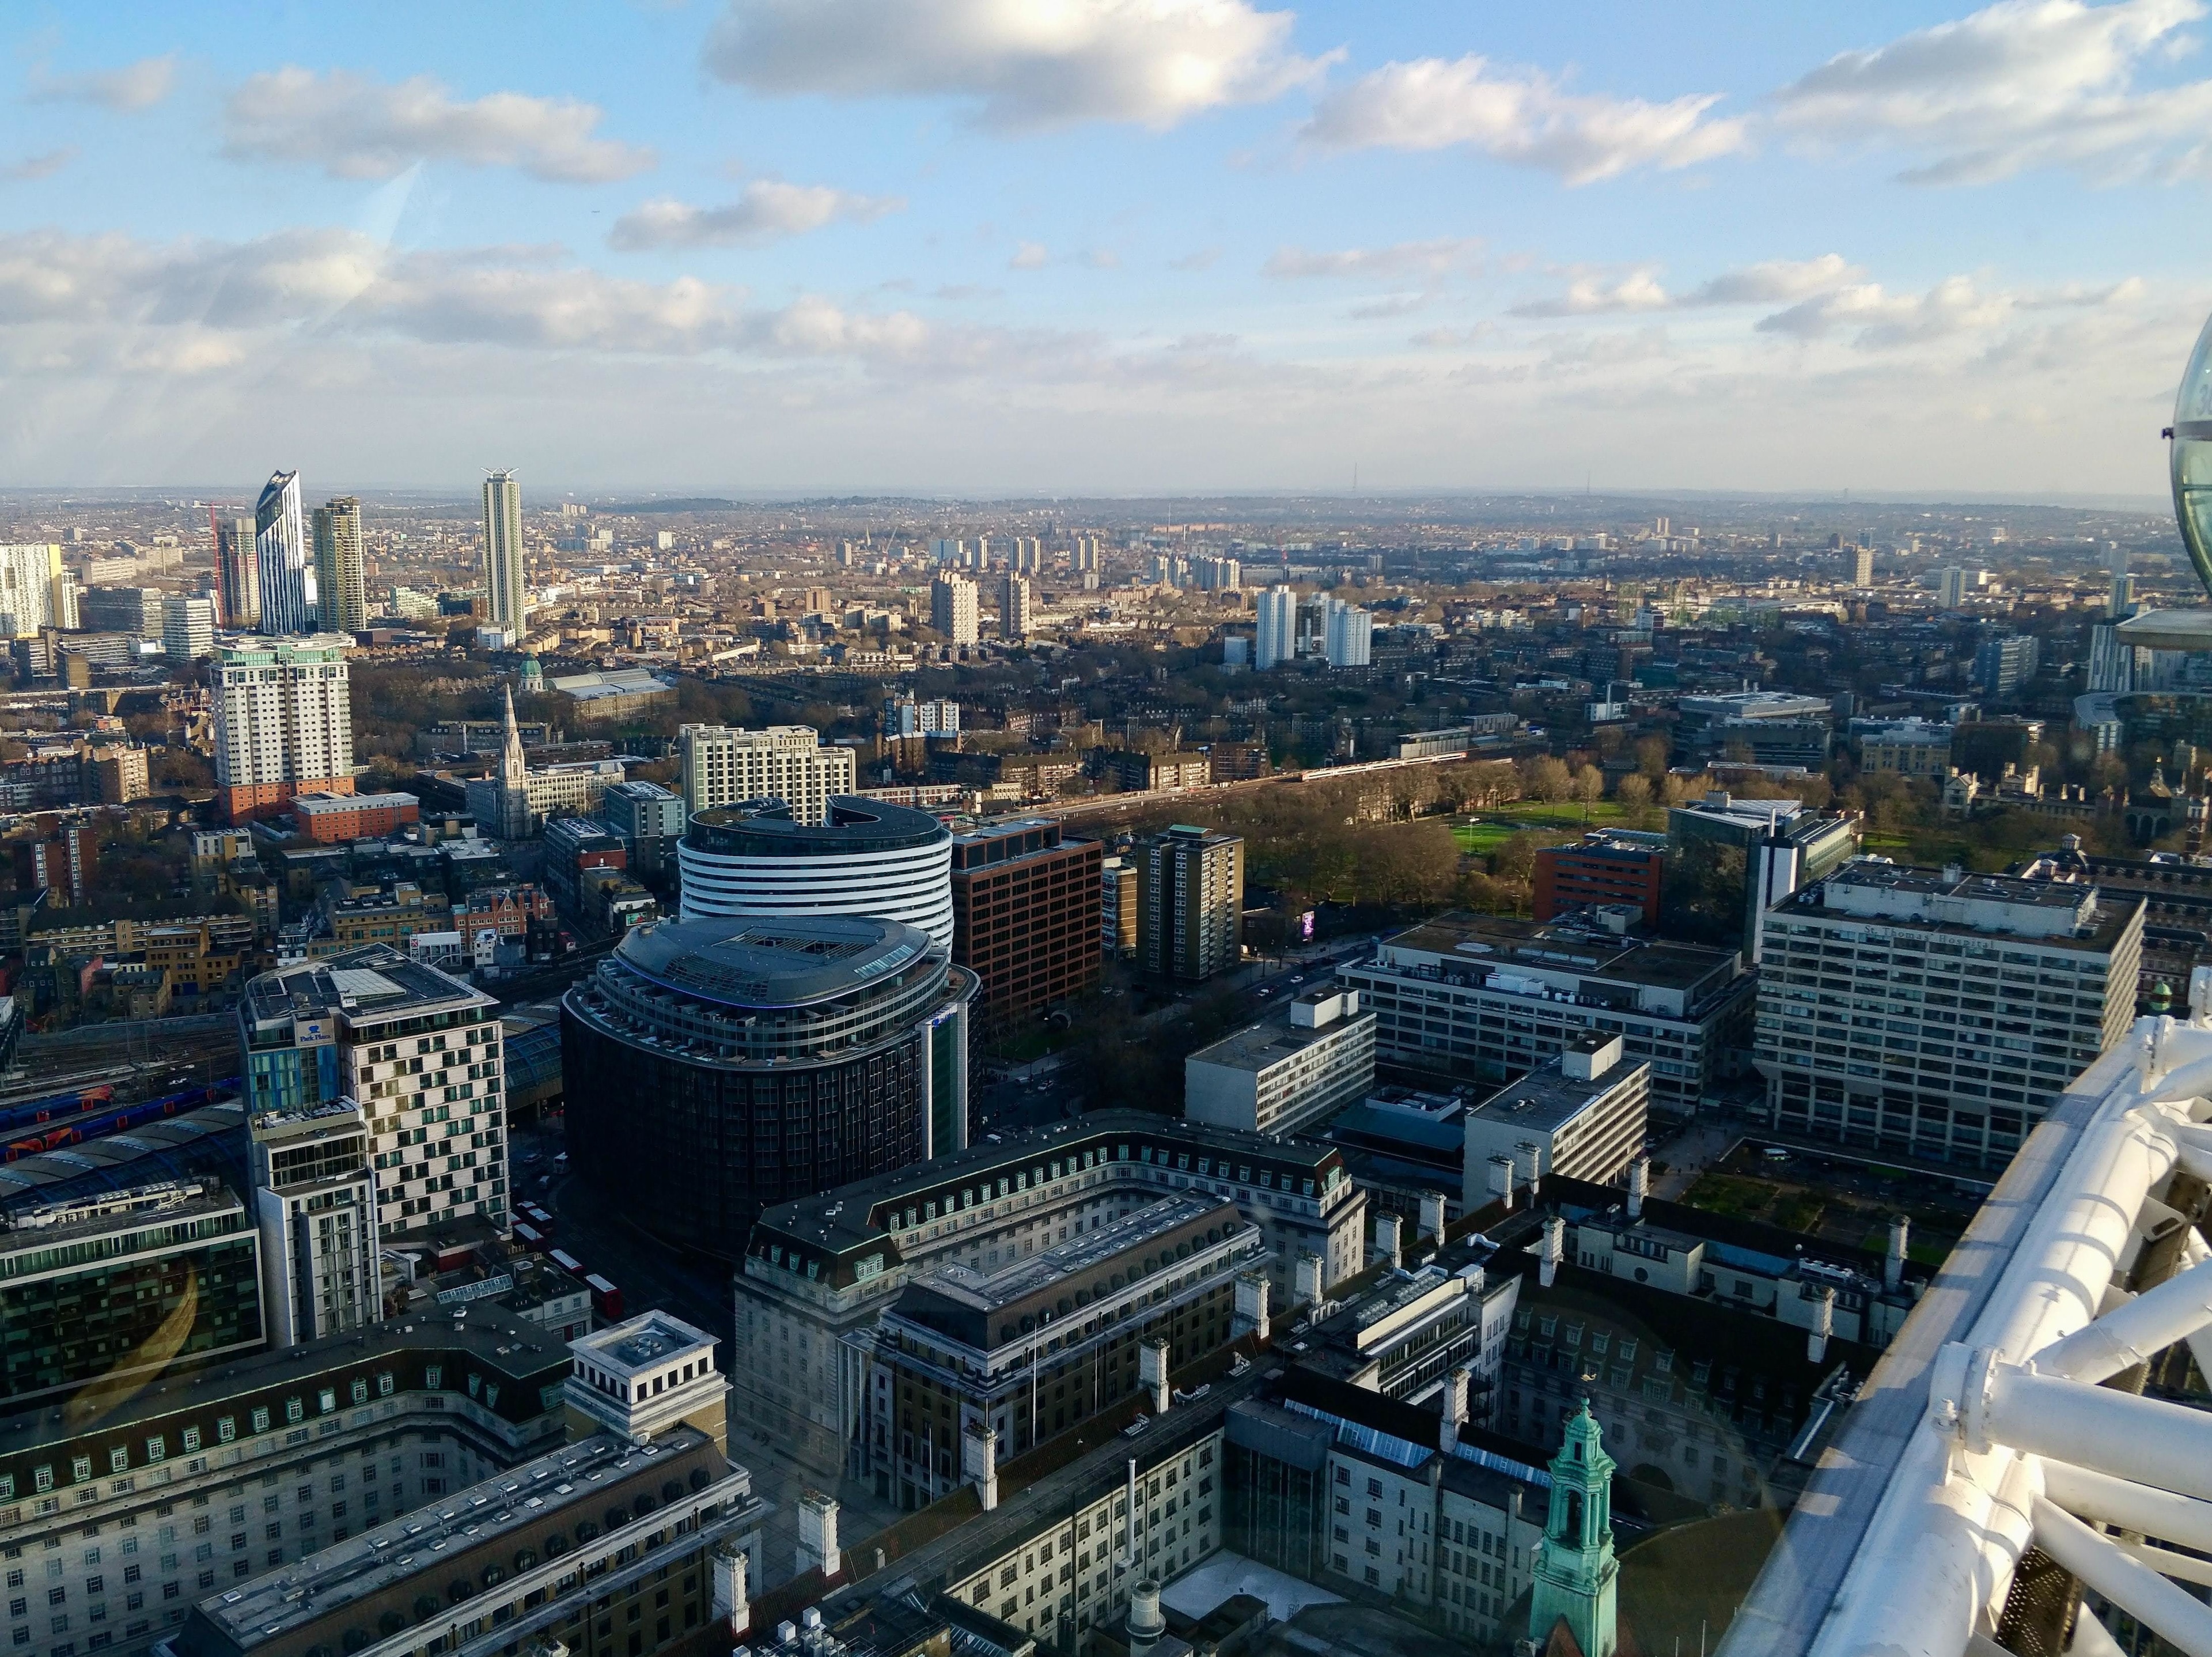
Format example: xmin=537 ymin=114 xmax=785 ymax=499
xmin=562 ymin=914 xmax=976 ymax=1249
xmin=212 ymin=511 xmax=259 ymax=629
xmin=0 ymin=1181 xmax=264 ymax=1409
xmin=1459 ymin=1035 xmax=1649 ymax=1209
xmin=167 ymin=1405 xmax=763 ymax=1657
xmin=1101 ymin=855 xmax=1136 ymax=958
xmin=1255 ymin=584 xmax=1296 ymax=669
xmin=238 ymin=944 xmax=509 ymax=1238
xmin=81 ymin=585 xmax=165 ymax=639
xmin=678 ymin=722 xmax=855 ymax=823
xmin=1758 ymin=860 xmax=2143 ymax=1166
xmin=1184 ymin=988 xmax=1377 ymax=1137
xmin=1338 ymin=913 xmax=1755 ymax=1117
xmin=732 ymin=1111 xmax=1365 ymax=1465
xmin=864 ymin=1193 xmax=1264 ymax=1504
xmin=1675 ymin=690 xmax=1833 ymax=770
xmin=931 ymin=573 xmax=979 ymax=645
xmin=480 ymin=470 xmax=526 ymax=638
xmin=162 ymin=595 xmax=217 ymax=661
xmin=252 ymin=471 xmax=315 ymax=635
xmin=0 ymin=1307 xmax=577 ymax=1657
xmin=246 ymin=1101 xmax=379 ymax=1348
xmin=1532 ymin=831 xmax=1666 ymax=926
xmin=949 ymin=817 xmax=1102 ymax=1026
xmin=1938 ymin=565 xmax=1969 ymax=608
xmin=1324 ymin=598 xmax=1372 ymax=668
xmin=0 ymin=543 xmax=63 ymax=637
xmin=213 ymin=635 xmax=355 ymax=824
xmin=601 ymin=778 xmax=686 ymax=877
xmin=309 ymin=497 xmax=366 ymax=637
xmin=677 ymin=795 xmax=953 ymax=950
xmin=1856 ymin=719 xmax=1953 ymax=777
xmin=1973 ymin=631 xmax=2042 ymax=698
xmin=1136 ymin=824 xmax=1243 ymax=981
xmin=290 ymin=791 xmax=419 ymax=844
xmin=1665 ymin=790 xmax=1862 ymax=961
xmin=998 ymin=572 xmax=1032 ymax=640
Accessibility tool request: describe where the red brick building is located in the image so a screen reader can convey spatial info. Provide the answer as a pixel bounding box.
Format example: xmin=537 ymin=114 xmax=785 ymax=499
xmin=950 ymin=818 xmax=1103 ymax=1027
xmin=292 ymin=789 xmax=422 ymax=843
xmin=459 ymin=883 xmax=554 ymax=939
xmin=1532 ymin=831 xmax=1665 ymax=925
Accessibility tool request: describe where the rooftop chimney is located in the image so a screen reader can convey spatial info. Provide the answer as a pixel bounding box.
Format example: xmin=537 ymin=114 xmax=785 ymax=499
xmin=1376 ymin=1211 xmax=1403 ymax=1272
xmin=1885 ymin=1216 xmax=1910 ymax=1292
xmin=1563 ymin=1032 xmax=1624 ymax=1082
xmin=1627 ymin=1155 xmax=1649 ymax=1220
xmin=1539 ymin=1215 xmax=1565 ymax=1289
xmin=1440 ymin=1366 xmax=1472 ymax=1455
xmin=1419 ymin=1189 xmax=1447 ymax=1246
xmin=1808 ymin=1285 xmax=1836 ymax=1364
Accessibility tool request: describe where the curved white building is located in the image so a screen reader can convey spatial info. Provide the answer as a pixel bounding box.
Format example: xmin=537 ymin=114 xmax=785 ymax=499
xmin=678 ymin=796 xmax=954 ymax=952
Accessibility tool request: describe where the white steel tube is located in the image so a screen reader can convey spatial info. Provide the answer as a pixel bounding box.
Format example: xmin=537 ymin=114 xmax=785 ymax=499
xmin=2116 ymin=1537 xmax=2212 ymax=1588
xmin=2040 ymin=1459 xmax=2212 ymax=1557
xmin=2032 ymin=1497 xmax=2212 ymax=1657
xmin=2064 ymin=1606 xmax=2126 ymax=1657
xmin=1986 ymin=1366 xmax=2212 ymax=1503
xmin=2033 ymin=1253 xmax=2212 ymax=1384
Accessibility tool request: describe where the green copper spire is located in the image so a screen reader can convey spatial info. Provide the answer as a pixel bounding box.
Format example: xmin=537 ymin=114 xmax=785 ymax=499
xmin=1529 ymin=1401 xmax=1619 ymax=1657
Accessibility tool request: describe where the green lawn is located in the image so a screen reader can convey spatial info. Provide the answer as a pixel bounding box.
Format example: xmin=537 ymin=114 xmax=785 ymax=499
xmin=1452 ymin=822 xmax=1522 ymax=855
xmin=1493 ymin=800 xmax=1627 ymax=828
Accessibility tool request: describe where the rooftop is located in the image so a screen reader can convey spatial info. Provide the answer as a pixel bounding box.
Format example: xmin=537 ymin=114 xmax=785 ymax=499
xmin=241 ymin=945 xmax=491 ymax=1037
xmin=0 ymin=1177 xmax=240 ymax=1251
xmin=687 ymin=796 xmax=948 ymax=856
xmin=915 ymin=1191 xmax=1233 ymax=1318
xmin=1187 ymin=1002 xmax=1374 ymax=1076
xmin=613 ymin=914 xmax=938 ymax=1009
xmin=1374 ymin=911 xmax=1743 ymax=996
xmin=1464 ymin=1053 xmax=1646 ymax=1139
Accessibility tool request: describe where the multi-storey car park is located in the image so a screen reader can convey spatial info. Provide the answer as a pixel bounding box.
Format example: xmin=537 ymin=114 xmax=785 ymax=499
xmin=730 ymin=1112 xmax=1369 ymax=1478
xmin=237 ymin=948 xmax=509 ymax=1242
xmin=560 ymin=915 xmax=976 ymax=1253
xmin=1336 ymin=913 xmax=1756 ymax=1117
xmin=675 ymin=797 xmax=953 ymax=953
xmin=1756 ymin=860 xmax=2143 ymax=1167
xmin=0 ymin=1308 xmax=571 ymax=1657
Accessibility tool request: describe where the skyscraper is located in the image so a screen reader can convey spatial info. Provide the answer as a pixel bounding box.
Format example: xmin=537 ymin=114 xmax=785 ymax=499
xmin=1255 ymin=584 xmax=1296 ymax=669
xmin=1324 ymin=597 xmax=1372 ymax=667
xmin=162 ymin=593 xmax=217 ymax=660
xmin=0 ymin=543 xmax=61 ymax=637
xmin=254 ymin=469 xmax=317 ymax=634
xmin=932 ymin=572 xmax=979 ymax=644
xmin=213 ymin=634 xmax=355 ymax=823
xmin=1937 ymin=566 xmax=1968 ymax=609
xmin=482 ymin=469 xmax=527 ymax=637
xmin=213 ymin=509 xmax=259 ymax=627
xmin=311 ymin=495 xmax=367 ymax=635
xmin=999 ymin=572 xmax=1032 ymax=639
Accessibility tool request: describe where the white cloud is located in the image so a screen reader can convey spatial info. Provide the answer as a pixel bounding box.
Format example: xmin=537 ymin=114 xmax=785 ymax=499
xmin=608 ymin=181 xmax=903 ymax=250
xmin=700 ymin=0 xmax=1327 ymax=131
xmin=1169 ymin=247 xmax=1222 ymax=271
xmin=222 ymin=68 xmax=654 ymax=183
xmin=1009 ymin=241 xmax=1050 ymax=270
xmin=2 ymin=149 xmax=76 ymax=183
xmin=29 ymin=54 xmax=176 ymax=111
xmin=1773 ymin=0 xmax=2212 ymax=184
xmin=1512 ymin=254 xmax=1858 ymax=316
xmin=1755 ymin=271 xmax=2138 ymax=347
xmin=1264 ymin=237 xmax=1484 ymax=280
xmin=1302 ymin=54 xmax=1747 ymax=183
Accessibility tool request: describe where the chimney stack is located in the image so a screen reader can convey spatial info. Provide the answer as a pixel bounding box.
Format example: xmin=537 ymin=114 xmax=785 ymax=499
xmin=1140 ymin=1337 xmax=1172 ymax=1414
xmin=1808 ymin=1285 xmax=1835 ymax=1364
xmin=1440 ymin=1365 xmax=1472 ymax=1454
xmin=1539 ymin=1215 xmax=1565 ymax=1289
xmin=1376 ymin=1212 xmax=1404 ymax=1273
xmin=1627 ymin=1155 xmax=1648 ymax=1220
xmin=1488 ymin=1155 xmax=1517 ymax=1211
xmin=1517 ymin=1140 xmax=1544 ymax=1198
xmin=710 ymin=1541 xmax=750 ymax=1639
xmin=963 ymin=1421 xmax=999 ymax=1512
xmin=1233 ymin=1270 xmax=1271 ymax=1343
xmin=1295 ymin=1251 xmax=1325 ymax=1306
xmin=1885 ymin=1216 xmax=1910 ymax=1292
xmin=1419 ymin=1189 xmax=1447 ymax=1246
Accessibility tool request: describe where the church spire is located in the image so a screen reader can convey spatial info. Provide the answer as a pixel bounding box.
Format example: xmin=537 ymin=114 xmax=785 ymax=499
xmin=1529 ymin=1401 xmax=1619 ymax=1657
xmin=500 ymin=683 xmax=528 ymax=786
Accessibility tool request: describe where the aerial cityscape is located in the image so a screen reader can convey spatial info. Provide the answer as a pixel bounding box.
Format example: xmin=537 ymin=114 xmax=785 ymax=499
xmin=7 ymin=5 xmax=2212 ymax=1657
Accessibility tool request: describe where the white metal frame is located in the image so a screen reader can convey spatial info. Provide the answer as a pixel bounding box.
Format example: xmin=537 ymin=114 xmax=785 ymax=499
xmin=1730 ymin=1004 xmax=2212 ymax=1657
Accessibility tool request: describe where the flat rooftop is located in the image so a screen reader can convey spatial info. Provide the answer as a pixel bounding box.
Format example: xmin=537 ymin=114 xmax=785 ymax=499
xmin=613 ymin=913 xmax=938 ymax=1008
xmin=1464 ymin=1056 xmax=1644 ymax=1138
xmin=1187 ymin=1005 xmax=1372 ymax=1076
xmin=919 ymin=1191 xmax=1230 ymax=1315
xmin=193 ymin=1428 xmax=709 ymax=1650
xmin=242 ymin=946 xmax=489 ymax=1034
xmin=1376 ymin=912 xmax=1740 ymax=993
xmin=0 ymin=1178 xmax=240 ymax=1254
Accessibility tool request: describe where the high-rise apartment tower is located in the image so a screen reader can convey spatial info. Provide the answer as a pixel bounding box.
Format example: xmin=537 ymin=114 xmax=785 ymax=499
xmin=213 ymin=509 xmax=260 ymax=627
xmin=213 ymin=634 xmax=355 ymax=823
xmin=311 ymin=495 xmax=367 ymax=635
xmin=254 ymin=470 xmax=317 ymax=634
xmin=482 ymin=470 xmax=527 ymax=637
xmin=1137 ymin=824 xmax=1244 ymax=981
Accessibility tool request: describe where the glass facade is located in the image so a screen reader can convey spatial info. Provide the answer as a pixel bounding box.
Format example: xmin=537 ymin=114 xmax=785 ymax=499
xmin=0 ymin=1206 xmax=263 ymax=1406
xmin=2176 ymin=308 xmax=2212 ymax=600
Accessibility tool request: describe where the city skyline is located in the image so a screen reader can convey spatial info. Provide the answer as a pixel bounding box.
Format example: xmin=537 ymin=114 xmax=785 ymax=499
xmin=4 ymin=2 xmax=2211 ymax=498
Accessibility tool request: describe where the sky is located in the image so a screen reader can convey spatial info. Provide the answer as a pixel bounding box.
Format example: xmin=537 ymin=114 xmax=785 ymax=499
xmin=5 ymin=0 xmax=2212 ymax=500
